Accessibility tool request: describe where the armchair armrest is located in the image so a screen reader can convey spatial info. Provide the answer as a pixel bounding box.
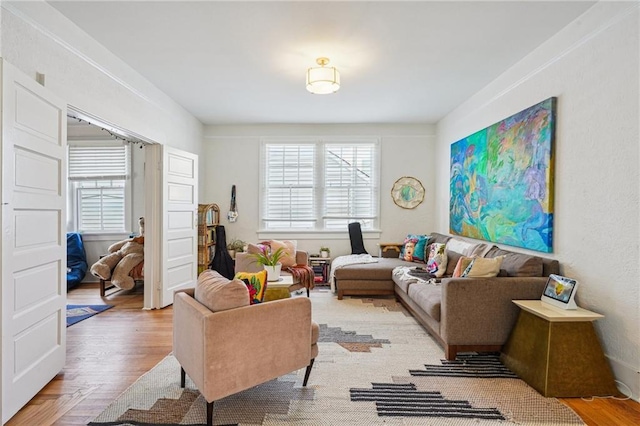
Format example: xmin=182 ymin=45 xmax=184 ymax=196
xmin=173 ymin=289 xmax=213 ymax=389
xmin=295 ymin=250 xmax=309 ymax=265
xmin=440 ymin=277 xmax=547 ymax=346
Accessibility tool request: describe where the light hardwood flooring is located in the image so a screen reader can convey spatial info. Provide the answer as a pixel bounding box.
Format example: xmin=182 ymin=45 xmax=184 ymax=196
xmin=6 ymin=282 xmax=640 ymax=425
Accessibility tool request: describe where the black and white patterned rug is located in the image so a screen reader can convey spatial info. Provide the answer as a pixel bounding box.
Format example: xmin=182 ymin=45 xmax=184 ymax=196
xmin=90 ymin=293 xmax=584 ymax=425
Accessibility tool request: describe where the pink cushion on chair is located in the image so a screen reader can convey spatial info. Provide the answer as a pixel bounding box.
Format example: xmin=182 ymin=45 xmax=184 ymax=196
xmin=195 ymin=270 xmax=249 ymax=312
xmin=269 ymin=240 xmax=296 ymax=267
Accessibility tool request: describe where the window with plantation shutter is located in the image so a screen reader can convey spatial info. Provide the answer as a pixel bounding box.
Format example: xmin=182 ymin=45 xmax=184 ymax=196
xmin=263 ymin=143 xmax=316 ymax=229
xmin=261 ymin=139 xmax=379 ymax=232
xmin=68 ymin=143 xmax=131 ymax=233
xmin=324 ymin=143 xmax=378 ymax=230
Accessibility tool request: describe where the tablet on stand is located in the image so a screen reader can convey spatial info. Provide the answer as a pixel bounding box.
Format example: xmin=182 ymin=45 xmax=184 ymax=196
xmin=540 ymin=274 xmax=579 ymax=310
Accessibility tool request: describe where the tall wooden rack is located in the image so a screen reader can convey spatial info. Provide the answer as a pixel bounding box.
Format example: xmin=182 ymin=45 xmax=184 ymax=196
xmin=197 ymin=203 xmax=220 ymax=274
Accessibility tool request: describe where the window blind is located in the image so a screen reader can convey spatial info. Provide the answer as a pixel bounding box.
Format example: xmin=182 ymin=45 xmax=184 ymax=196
xmin=324 ymin=143 xmax=378 ymax=230
xmin=68 ymin=145 xmax=129 ymax=180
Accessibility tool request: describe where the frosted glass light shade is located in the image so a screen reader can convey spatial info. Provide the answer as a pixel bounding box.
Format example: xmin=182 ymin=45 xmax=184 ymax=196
xmin=306 ymin=60 xmax=340 ymax=94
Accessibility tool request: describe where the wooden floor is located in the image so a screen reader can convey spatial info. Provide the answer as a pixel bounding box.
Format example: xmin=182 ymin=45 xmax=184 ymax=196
xmin=6 ymin=282 xmax=640 ymax=425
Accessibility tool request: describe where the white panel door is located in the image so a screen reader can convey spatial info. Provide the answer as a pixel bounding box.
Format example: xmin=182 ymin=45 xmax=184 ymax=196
xmin=1 ymin=60 xmax=67 ymax=422
xmin=159 ymin=146 xmax=198 ymax=307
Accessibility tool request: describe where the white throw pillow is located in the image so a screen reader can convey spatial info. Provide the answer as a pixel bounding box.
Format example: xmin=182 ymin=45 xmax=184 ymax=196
xmin=445 ymin=238 xmax=481 ymax=256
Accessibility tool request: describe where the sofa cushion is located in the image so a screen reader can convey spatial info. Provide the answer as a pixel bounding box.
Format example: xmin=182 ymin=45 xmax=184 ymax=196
xmin=445 ymin=238 xmax=493 ymax=257
xmin=462 ymin=256 xmax=504 ymax=278
xmin=334 ymin=258 xmax=414 ymax=281
xmin=426 ymin=243 xmax=448 ymax=278
xmin=408 ymin=282 xmax=442 ymax=322
xmin=269 ymin=240 xmax=297 ymax=267
xmin=234 ymin=270 xmax=268 ymax=304
xmin=391 ymin=266 xmax=425 ymax=293
xmin=400 ymin=234 xmax=430 ymax=262
xmin=444 ymin=250 xmax=463 ymax=276
xmin=452 ymin=256 xmax=474 ymax=277
xmin=195 ymin=270 xmax=249 ymax=312
xmin=485 ymin=247 xmax=544 ymax=277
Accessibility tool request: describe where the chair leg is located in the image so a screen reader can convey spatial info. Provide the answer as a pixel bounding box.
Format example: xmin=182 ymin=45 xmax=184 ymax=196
xmin=206 ymin=401 xmax=214 ymax=426
xmin=180 ymin=366 xmax=186 ymax=388
xmin=306 ymin=287 xmax=310 ymax=297
xmin=303 ymin=358 xmax=315 ymax=386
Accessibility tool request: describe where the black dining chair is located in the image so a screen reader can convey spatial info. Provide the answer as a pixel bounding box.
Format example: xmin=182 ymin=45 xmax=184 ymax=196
xmin=348 ymin=222 xmax=368 ymax=255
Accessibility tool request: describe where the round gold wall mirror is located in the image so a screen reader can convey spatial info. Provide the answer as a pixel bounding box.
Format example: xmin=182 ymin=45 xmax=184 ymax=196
xmin=391 ymin=176 xmax=425 ymax=209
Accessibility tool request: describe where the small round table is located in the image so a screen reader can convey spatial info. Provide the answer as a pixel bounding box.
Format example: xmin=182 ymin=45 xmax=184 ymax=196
xmin=264 ymin=275 xmax=295 ymax=302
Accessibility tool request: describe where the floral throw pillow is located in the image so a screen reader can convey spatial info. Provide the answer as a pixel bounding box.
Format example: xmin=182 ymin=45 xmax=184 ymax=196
xmin=234 ymin=270 xmax=268 ymax=304
xmin=426 ymin=243 xmax=448 ymax=277
xmin=399 ymin=234 xmax=430 ymax=263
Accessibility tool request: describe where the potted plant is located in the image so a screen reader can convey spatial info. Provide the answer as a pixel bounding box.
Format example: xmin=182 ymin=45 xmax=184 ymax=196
xmin=320 ymin=246 xmax=330 ymax=258
xmin=226 ymin=239 xmax=246 ymax=259
xmin=250 ymin=246 xmax=287 ymax=281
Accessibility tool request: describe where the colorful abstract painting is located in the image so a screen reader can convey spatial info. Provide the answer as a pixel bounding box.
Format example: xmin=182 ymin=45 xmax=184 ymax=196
xmin=449 ymin=98 xmax=556 ymax=252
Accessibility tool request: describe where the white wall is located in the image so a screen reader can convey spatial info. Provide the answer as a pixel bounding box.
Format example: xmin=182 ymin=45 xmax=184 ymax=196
xmin=203 ymin=124 xmax=436 ymax=257
xmin=1 ymin=1 xmax=205 ymax=283
xmin=1 ymin=1 xmax=203 ymax=156
xmin=435 ymin=2 xmax=639 ymax=399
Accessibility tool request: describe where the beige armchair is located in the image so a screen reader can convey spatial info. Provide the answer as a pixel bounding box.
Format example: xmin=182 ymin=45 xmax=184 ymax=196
xmin=173 ymin=287 xmax=318 ymax=426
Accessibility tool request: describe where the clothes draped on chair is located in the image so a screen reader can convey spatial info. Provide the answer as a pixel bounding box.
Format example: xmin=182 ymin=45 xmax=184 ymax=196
xmin=348 ymin=222 xmax=368 ymax=255
xmin=286 ymin=264 xmax=315 ymax=293
xmin=209 ymin=225 xmax=235 ymax=279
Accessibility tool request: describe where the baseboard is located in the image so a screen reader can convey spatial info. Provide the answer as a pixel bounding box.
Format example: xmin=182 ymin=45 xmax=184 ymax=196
xmin=606 ymin=355 xmax=639 ymax=402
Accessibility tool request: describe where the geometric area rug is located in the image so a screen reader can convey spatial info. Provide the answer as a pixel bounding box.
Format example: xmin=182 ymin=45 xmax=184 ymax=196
xmin=89 ymin=292 xmax=585 ymax=425
xmin=66 ymin=304 xmax=113 ymax=327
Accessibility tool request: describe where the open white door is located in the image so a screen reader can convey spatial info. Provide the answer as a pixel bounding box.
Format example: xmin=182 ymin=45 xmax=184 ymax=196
xmin=1 ymin=61 xmax=67 ymax=422
xmin=158 ymin=146 xmax=198 ymax=308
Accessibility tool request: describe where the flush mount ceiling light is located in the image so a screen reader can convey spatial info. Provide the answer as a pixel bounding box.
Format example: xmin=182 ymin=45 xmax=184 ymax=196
xmin=306 ymin=57 xmax=340 ymax=94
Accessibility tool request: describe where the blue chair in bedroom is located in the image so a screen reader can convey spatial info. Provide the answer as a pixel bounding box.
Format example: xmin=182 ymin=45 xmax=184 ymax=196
xmin=67 ymin=232 xmax=88 ymax=290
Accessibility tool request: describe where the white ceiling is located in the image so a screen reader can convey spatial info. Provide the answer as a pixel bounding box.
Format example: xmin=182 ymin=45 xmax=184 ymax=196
xmin=50 ymin=1 xmax=595 ymax=125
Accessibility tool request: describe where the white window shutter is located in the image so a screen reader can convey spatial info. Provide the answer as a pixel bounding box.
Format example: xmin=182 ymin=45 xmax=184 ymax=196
xmin=324 ymin=143 xmax=378 ymax=230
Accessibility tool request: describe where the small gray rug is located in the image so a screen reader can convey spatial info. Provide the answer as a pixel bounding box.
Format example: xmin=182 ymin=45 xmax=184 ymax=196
xmin=90 ymin=293 xmax=584 ymax=425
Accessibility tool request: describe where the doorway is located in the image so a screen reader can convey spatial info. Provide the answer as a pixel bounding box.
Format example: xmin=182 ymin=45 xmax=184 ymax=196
xmin=66 ymin=108 xmax=157 ymax=309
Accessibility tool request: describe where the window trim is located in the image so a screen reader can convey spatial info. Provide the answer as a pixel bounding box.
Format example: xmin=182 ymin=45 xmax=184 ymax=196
xmin=259 ymin=136 xmax=381 ymax=237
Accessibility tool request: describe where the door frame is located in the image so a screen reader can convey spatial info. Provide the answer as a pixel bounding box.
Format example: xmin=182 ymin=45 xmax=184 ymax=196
xmin=144 ymin=144 xmax=161 ymax=309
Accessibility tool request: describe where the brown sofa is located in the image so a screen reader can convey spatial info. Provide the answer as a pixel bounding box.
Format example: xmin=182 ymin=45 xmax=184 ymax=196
xmin=333 ymin=232 xmax=559 ymax=360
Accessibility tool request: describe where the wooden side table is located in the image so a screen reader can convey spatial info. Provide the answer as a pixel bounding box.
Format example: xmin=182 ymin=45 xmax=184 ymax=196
xmin=378 ymin=242 xmax=403 ymax=258
xmin=501 ymin=300 xmax=618 ymax=397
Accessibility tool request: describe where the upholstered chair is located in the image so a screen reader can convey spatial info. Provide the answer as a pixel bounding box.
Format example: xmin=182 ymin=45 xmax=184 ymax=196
xmin=173 ymin=271 xmax=318 ymax=426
